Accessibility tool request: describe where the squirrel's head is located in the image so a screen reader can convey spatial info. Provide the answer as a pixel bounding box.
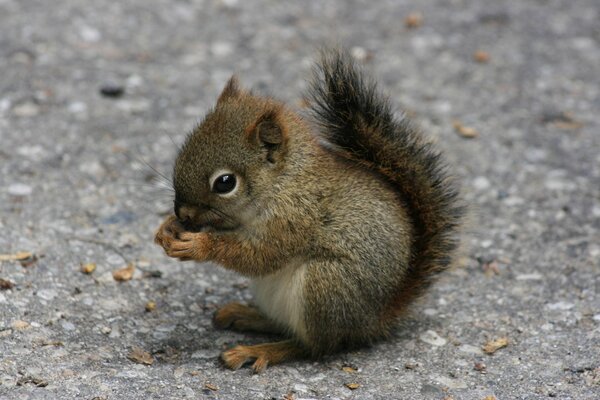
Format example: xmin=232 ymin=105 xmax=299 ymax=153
xmin=172 ymin=76 xmax=293 ymax=232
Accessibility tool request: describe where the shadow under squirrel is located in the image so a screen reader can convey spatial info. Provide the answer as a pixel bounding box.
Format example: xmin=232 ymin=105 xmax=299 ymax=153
xmin=154 ymin=49 xmax=464 ymax=372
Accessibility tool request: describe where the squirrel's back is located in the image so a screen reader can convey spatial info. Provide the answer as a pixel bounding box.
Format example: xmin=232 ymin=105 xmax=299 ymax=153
xmin=308 ymin=50 xmax=464 ymax=318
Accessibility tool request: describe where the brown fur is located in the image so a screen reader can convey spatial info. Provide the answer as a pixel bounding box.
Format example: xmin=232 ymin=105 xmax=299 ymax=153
xmin=154 ymin=50 xmax=463 ymax=371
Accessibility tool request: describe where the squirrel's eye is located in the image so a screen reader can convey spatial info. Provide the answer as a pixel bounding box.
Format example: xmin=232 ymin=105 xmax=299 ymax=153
xmin=212 ymin=174 xmax=237 ymax=194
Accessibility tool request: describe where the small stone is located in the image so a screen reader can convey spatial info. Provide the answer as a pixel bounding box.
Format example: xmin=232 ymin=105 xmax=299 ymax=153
xmin=210 ymin=41 xmax=233 ymax=57
xmin=432 ymin=375 xmax=467 ymax=389
xmin=458 ymin=344 xmax=484 ymax=355
xmin=350 ymin=46 xmax=371 ymax=62
xmin=126 ymin=74 xmax=143 ymax=88
xmin=294 ymin=383 xmax=309 ymax=393
xmin=101 ymin=326 xmax=112 ymax=334
xmin=191 ymin=349 xmax=220 ymax=359
xmin=13 ymin=101 xmax=39 ymax=117
xmin=37 ymin=289 xmax=58 ymax=301
xmin=516 ymin=273 xmax=543 ymax=281
xmin=79 ymin=25 xmax=101 ymax=42
xmin=420 ymin=330 xmax=447 ymax=346
xmin=61 ymin=321 xmax=76 ymax=331
xmin=100 ymin=84 xmax=125 ymax=98
xmin=474 ymin=362 xmax=487 ymax=372
xmin=67 ymin=101 xmax=88 ymax=114
xmin=546 ymin=301 xmax=574 ymax=311
xmin=472 ymin=176 xmax=491 ymax=191
xmin=8 ymin=183 xmax=33 ymax=197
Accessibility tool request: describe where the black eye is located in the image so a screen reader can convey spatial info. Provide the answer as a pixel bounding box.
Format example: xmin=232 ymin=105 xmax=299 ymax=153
xmin=212 ymin=174 xmax=237 ymax=194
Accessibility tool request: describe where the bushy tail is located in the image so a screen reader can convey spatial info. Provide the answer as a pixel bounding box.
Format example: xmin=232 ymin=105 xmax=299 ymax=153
xmin=308 ymin=49 xmax=464 ymax=314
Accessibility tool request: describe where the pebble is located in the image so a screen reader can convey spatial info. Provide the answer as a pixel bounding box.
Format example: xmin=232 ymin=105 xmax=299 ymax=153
xmin=8 ymin=183 xmax=33 ymax=196
xmin=350 ymin=46 xmax=369 ymax=62
xmin=293 ymin=383 xmax=309 ymax=393
xmin=0 ymin=98 xmax=11 ymax=112
xmin=546 ymin=301 xmax=575 ymax=311
xmin=61 ymin=321 xmax=76 ymax=331
xmin=100 ymin=84 xmax=125 ymax=98
xmin=1 ymin=375 xmax=17 ymax=388
xmin=191 ymin=349 xmax=221 ymax=359
xmin=126 ymin=74 xmax=143 ymax=88
xmin=432 ymin=375 xmax=467 ymax=389
xmin=79 ymin=25 xmax=101 ymax=42
xmin=458 ymin=344 xmax=483 ymax=355
xmin=419 ymin=330 xmax=447 ymax=346
xmin=13 ymin=101 xmax=39 ymax=117
xmin=211 ymin=41 xmax=233 ymax=57
xmin=37 ymin=289 xmax=58 ymax=301
xmin=516 ymin=273 xmax=543 ymax=281
xmin=473 ymin=176 xmax=491 ymax=191
xmin=68 ymin=101 xmax=88 ymax=114
xmin=17 ymin=145 xmax=45 ymax=158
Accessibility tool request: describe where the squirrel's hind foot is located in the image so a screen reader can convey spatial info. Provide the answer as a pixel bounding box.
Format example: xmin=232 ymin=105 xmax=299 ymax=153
xmin=220 ymin=340 xmax=305 ymax=373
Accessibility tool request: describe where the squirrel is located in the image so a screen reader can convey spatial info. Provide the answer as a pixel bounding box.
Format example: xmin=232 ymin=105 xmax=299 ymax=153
xmin=154 ymin=49 xmax=464 ymax=373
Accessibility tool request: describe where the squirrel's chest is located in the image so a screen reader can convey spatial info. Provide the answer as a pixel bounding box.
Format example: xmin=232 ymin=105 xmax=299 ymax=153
xmin=251 ymin=261 xmax=307 ymax=341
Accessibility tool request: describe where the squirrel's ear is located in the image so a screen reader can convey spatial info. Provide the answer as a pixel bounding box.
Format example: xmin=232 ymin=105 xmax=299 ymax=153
xmin=247 ymin=109 xmax=287 ymax=163
xmin=217 ymin=75 xmax=241 ymax=103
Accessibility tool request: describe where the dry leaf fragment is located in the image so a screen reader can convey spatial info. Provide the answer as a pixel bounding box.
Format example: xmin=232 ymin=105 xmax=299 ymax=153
xmin=204 ymin=383 xmax=218 ymax=391
xmin=127 ymin=346 xmax=154 ymax=365
xmin=0 ymin=278 xmax=14 ymax=290
xmin=145 ymin=301 xmax=156 ymax=312
xmin=473 ymin=50 xmax=490 ymax=63
xmin=12 ymin=320 xmax=30 ymax=330
xmin=541 ymin=111 xmax=583 ymax=130
xmin=345 ymin=383 xmax=361 ymax=390
xmin=283 ymin=392 xmax=295 ymax=400
xmin=113 ymin=263 xmax=135 ymax=281
xmin=483 ymin=396 xmax=497 ymax=400
xmin=482 ymin=337 xmax=508 ymax=354
xmin=80 ymin=262 xmax=96 ymax=274
xmin=405 ymin=12 xmax=423 ymax=29
xmin=453 ymin=120 xmax=479 ymax=138
xmin=342 ymin=366 xmax=358 ymax=373
xmin=482 ymin=260 xmax=500 ymax=277
xmin=16 ymin=376 xmax=48 ymax=387
xmin=0 ymin=251 xmax=33 ymax=261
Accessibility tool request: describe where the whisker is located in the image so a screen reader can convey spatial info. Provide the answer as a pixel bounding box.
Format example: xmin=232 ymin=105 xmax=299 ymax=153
xmin=133 ymin=155 xmax=173 ymax=189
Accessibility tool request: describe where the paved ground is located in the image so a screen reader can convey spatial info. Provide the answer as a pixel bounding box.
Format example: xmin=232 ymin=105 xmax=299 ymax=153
xmin=1 ymin=0 xmax=599 ymax=399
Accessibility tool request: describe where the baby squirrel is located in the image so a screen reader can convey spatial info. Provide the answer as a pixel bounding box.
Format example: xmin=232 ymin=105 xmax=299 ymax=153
xmin=154 ymin=49 xmax=463 ymax=372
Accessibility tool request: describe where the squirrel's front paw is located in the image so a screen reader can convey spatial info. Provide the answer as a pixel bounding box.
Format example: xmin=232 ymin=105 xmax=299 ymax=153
xmin=154 ymin=216 xmax=210 ymax=261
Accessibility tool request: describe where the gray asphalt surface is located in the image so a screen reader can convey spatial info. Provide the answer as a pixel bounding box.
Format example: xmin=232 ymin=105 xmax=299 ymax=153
xmin=1 ymin=0 xmax=599 ymax=399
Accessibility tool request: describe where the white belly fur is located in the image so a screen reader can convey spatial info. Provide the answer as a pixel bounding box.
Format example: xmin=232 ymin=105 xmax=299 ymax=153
xmin=251 ymin=260 xmax=307 ymax=342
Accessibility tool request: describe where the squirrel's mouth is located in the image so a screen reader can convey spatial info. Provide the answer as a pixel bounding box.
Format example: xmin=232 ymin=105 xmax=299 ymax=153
xmin=180 ymin=217 xmax=239 ymax=233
